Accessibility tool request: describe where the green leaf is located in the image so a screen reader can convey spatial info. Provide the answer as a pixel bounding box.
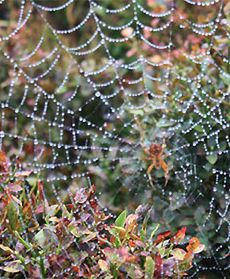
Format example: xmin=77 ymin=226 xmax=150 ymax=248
xmin=7 ymin=201 xmax=18 ymax=231
xmin=157 ymin=119 xmax=172 ymax=128
xmin=34 ymin=228 xmax=58 ymax=248
xmin=115 ymin=210 xmax=127 ymax=228
xmin=129 ymin=109 xmax=144 ymax=116
xmin=221 ymin=74 xmax=230 ymax=86
xmin=140 ymin=228 xmax=146 ymax=242
xmin=14 ymin=231 xmax=32 ymax=251
xmin=206 ymin=154 xmax=218 ymax=165
xmin=34 ymin=229 xmax=46 ymax=247
xmin=194 ymin=125 xmax=203 ymax=133
xmin=145 ymin=256 xmax=155 ymax=279
xmin=110 ymin=227 xmax=122 ymax=247
xmin=163 ymin=208 xmax=176 ymax=223
xmin=69 ymin=225 xmax=80 ymax=238
xmin=150 ymin=224 xmax=160 ymax=240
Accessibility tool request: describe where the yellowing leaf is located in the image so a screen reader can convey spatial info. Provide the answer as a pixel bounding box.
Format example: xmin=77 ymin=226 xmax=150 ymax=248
xmin=0 ymin=260 xmax=23 ymax=273
xmin=68 ymin=223 xmax=81 ymax=238
xmin=125 ymin=214 xmax=138 ymax=232
xmin=98 ymin=259 xmax=108 ymax=272
xmin=171 ymin=248 xmax=186 ymax=260
xmin=145 ymin=256 xmax=155 ymax=279
xmin=186 ymin=237 xmax=205 ymax=254
xmin=82 ymin=232 xmax=97 ymax=243
xmin=0 ymin=244 xmax=14 ymax=254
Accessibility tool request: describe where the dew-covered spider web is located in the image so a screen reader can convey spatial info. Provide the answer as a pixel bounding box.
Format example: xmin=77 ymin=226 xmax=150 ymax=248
xmin=0 ymin=0 xmax=229 ymax=277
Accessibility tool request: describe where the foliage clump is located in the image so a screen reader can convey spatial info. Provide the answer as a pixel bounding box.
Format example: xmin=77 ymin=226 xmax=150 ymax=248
xmin=0 ymin=151 xmax=204 ymax=278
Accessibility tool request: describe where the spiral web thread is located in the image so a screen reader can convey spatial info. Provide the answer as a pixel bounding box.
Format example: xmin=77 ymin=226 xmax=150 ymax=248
xmin=0 ymin=0 xmax=229 ymax=277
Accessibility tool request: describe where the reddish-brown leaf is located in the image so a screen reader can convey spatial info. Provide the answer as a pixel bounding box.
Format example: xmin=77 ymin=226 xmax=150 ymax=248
xmin=171 ymin=227 xmax=187 ymax=244
xmin=186 ymin=237 xmax=205 ymax=254
xmin=154 ymin=230 xmax=171 ymax=244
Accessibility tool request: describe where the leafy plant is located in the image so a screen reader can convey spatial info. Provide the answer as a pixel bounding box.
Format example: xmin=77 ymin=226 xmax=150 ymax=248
xmin=0 ymin=152 xmax=204 ymax=278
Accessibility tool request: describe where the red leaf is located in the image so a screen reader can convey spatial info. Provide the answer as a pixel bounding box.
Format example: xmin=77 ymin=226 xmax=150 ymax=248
xmin=154 ymin=254 xmax=163 ymax=278
xmin=154 ymin=230 xmax=171 ymax=244
xmin=38 ymin=180 xmax=45 ymax=201
xmin=171 ymin=227 xmax=187 ymax=243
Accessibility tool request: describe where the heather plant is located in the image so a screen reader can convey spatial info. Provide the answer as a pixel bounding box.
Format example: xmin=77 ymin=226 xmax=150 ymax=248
xmin=0 ymin=154 xmax=204 ymax=278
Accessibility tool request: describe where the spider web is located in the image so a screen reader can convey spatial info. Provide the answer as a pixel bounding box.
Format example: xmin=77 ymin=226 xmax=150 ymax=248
xmin=0 ymin=0 xmax=229 ymax=277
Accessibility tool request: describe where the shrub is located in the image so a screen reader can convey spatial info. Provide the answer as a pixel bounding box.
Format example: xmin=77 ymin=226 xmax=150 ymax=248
xmin=0 ymin=151 xmax=204 ymax=278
